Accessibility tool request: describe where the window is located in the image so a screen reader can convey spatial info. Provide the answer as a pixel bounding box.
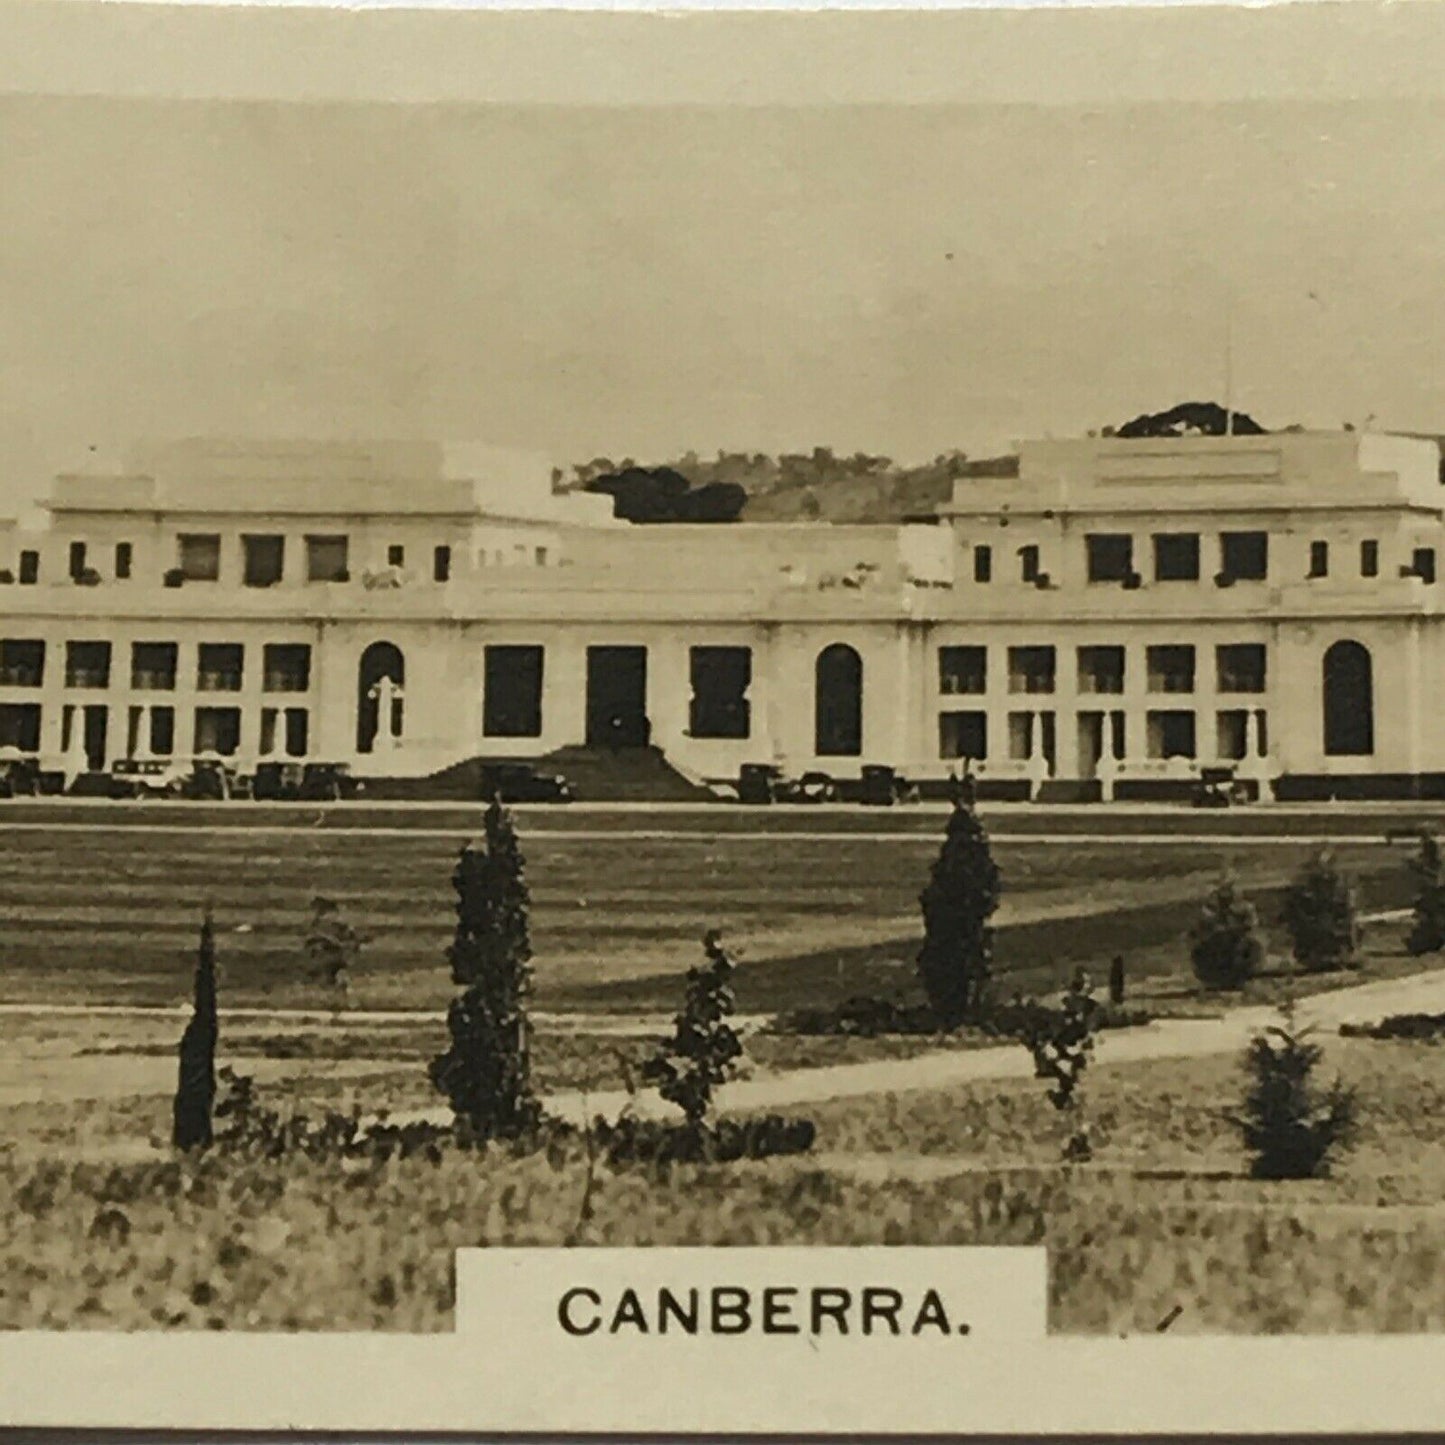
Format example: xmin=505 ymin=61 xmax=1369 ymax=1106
xmin=1216 ymin=643 xmax=1267 ymax=694
xmin=18 ymin=551 xmax=38 ymax=585
xmin=193 ymin=706 xmax=242 ymax=757
xmin=1147 ymin=709 xmax=1197 ymax=759
xmin=114 ymin=542 xmax=132 ymax=580
xmin=263 ymin=643 xmax=311 ymax=693
xmin=0 ymin=639 xmax=45 ymax=687
xmin=973 ymin=545 xmax=992 ymax=583
xmin=68 ymin=541 xmax=87 ymax=580
xmin=284 ymin=709 xmax=309 ymax=758
xmin=387 ymin=544 xmax=405 ymax=567
xmin=305 ymin=534 xmax=350 ymax=583
xmin=535 ymin=547 xmax=549 ymax=567
xmin=1217 ymin=709 xmax=1267 ymax=761
xmin=148 ymin=706 xmax=175 ymax=757
xmin=939 ymin=711 xmax=987 ymax=761
xmin=1413 ymin=547 xmax=1437 ymax=585
xmin=433 ymin=545 xmax=452 ymax=583
xmin=197 ymin=643 xmax=243 ymax=692
xmin=65 ymin=641 xmax=111 ymax=689
xmin=938 ymin=646 xmax=986 ymax=696
xmin=0 ymin=703 xmax=41 ymax=752
xmin=688 ymin=646 xmax=751 ymax=739
xmin=131 ymin=642 xmax=177 ymax=691
xmin=1008 ymin=645 xmax=1056 ymax=694
xmin=243 ymin=535 xmax=285 ymax=588
xmin=483 ymin=645 xmax=545 ymax=738
xmin=1018 ymin=545 xmax=1040 ymax=583
xmin=1153 ymin=533 xmax=1201 ymax=582
xmin=1147 ymin=645 xmax=1195 ymax=694
xmin=1077 ymin=645 xmax=1125 ymax=694
xmin=1087 ymin=533 xmax=1135 ymax=583
xmin=178 ymin=533 xmax=221 ymax=582
xmin=1361 ymin=540 xmax=1379 ymax=578
xmin=1309 ymin=541 xmax=1329 ymax=578
xmin=1007 ymin=710 xmax=1055 ymax=765
xmin=1220 ymin=531 xmax=1269 ymax=581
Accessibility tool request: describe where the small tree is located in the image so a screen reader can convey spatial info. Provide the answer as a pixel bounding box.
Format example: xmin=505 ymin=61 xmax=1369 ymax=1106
xmin=1189 ymin=874 xmax=1265 ymax=990
xmin=173 ymin=910 xmax=218 ymax=1151
xmin=1012 ymin=970 xmax=1101 ymax=1161
xmin=429 ymin=799 xmax=540 ymax=1142
xmin=642 ymin=930 xmax=744 ymax=1136
xmin=1108 ymin=954 xmax=1126 ymax=1006
xmin=916 ymin=796 xmax=1001 ymax=1028
xmin=1232 ymin=1005 xmax=1357 ymax=1179
xmin=1407 ymin=830 xmax=1445 ymax=955
xmin=1282 ymin=848 xmax=1360 ymax=973
xmin=305 ymin=895 xmax=364 ymax=994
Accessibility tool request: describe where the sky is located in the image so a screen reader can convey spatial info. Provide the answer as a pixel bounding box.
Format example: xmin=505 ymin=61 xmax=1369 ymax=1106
xmin=6 ymin=24 xmax=1445 ymax=512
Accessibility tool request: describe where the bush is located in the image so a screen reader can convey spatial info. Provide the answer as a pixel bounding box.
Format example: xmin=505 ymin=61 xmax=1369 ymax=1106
xmin=916 ymin=797 xmax=1001 ymax=1027
xmin=1189 ymin=874 xmax=1265 ymax=990
xmin=429 ymin=799 xmax=541 ymax=1142
xmin=173 ymin=912 xmax=218 ymax=1151
xmin=772 ymin=995 xmax=940 ymax=1037
xmin=304 ymin=895 xmax=364 ymax=993
xmin=1282 ymin=848 xmax=1360 ymax=973
xmin=1339 ymin=1010 xmax=1445 ymax=1041
xmin=595 ymin=1113 xmax=816 ymax=1169
xmin=1232 ymin=1007 xmax=1357 ymax=1179
xmin=1003 ymin=971 xmax=1102 ymax=1161
xmin=1406 ymin=831 xmax=1445 ymax=955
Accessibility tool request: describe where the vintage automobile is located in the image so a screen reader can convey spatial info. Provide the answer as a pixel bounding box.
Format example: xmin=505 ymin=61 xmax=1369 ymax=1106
xmin=250 ymin=760 xmax=307 ymax=801
xmin=186 ymin=755 xmax=244 ymax=800
xmin=859 ymin=763 xmax=919 ymax=807
xmin=0 ymin=747 xmax=41 ymax=798
xmin=736 ymin=762 xmax=785 ymax=804
xmin=109 ymin=757 xmax=193 ymax=799
xmin=1192 ymin=765 xmax=1251 ymax=809
xmin=299 ymin=762 xmax=363 ymax=801
xmin=778 ymin=770 xmax=840 ymax=805
xmin=478 ymin=761 xmax=575 ymax=804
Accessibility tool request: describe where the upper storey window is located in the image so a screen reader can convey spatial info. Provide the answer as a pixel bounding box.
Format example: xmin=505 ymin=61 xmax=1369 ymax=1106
xmin=1361 ymin=540 xmax=1379 ymax=578
xmin=178 ymin=533 xmax=221 ymax=582
xmin=1308 ymin=541 xmax=1330 ymax=578
xmin=1153 ymin=533 xmax=1200 ymax=582
xmin=1220 ymin=531 xmax=1268 ymax=582
xmin=306 ymin=535 xmax=350 ymax=583
xmin=1086 ymin=534 xmax=1134 ymax=583
xmin=973 ymin=545 xmax=992 ymax=583
xmin=1413 ymin=547 xmax=1437 ymax=585
xmin=243 ymin=535 xmax=285 ymax=588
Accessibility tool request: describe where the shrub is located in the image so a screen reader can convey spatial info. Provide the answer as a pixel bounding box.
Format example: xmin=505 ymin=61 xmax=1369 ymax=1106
xmin=1339 ymin=1010 xmax=1445 ymax=1041
xmin=916 ymin=797 xmax=1001 ymax=1028
xmin=1406 ymin=831 xmax=1445 ymax=955
xmin=1005 ymin=971 xmax=1102 ymax=1161
xmin=1189 ymin=874 xmax=1265 ymax=990
xmin=429 ymin=799 xmax=541 ymax=1142
xmin=773 ymin=995 xmax=940 ymax=1037
xmin=1282 ymin=848 xmax=1360 ymax=973
xmin=173 ymin=911 xmax=218 ymax=1151
xmin=642 ymin=930 xmax=744 ymax=1132
xmin=595 ymin=1112 xmax=815 ymax=1169
xmin=304 ymin=895 xmax=364 ymax=993
xmin=1232 ymin=1006 xmax=1358 ymax=1179
xmin=1108 ymin=954 xmax=1125 ymax=1006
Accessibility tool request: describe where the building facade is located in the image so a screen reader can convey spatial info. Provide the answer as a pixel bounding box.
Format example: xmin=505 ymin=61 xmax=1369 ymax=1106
xmin=0 ymin=430 xmax=1439 ymax=797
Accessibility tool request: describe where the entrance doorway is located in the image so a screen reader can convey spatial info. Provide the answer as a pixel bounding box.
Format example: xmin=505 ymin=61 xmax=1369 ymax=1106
xmin=586 ymin=646 xmax=649 ymax=747
xmin=814 ymin=643 xmax=863 ymax=757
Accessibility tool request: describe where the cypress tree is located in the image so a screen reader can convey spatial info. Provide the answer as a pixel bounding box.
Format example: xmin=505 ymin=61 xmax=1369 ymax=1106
xmin=916 ymin=797 xmax=1001 ymax=1028
xmin=1189 ymin=874 xmax=1265 ymax=990
xmin=1407 ymin=830 xmax=1445 ymax=955
xmin=173 ymin=910 xmax=218 ymax=1151
xmin=1282 ymin=847 xmax=1360 ymax=973
xmin=429 ymin=798 xmax=540 ymax=1141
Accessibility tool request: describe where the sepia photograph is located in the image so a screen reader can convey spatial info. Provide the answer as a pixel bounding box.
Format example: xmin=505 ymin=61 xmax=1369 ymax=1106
xmin=6 ymin=0 xmax=1445 ymax=1395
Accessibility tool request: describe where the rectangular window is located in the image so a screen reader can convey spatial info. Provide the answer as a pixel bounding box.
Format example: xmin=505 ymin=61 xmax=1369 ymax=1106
xmin=131 ymin=642 xmax=178 ymax=691
xmin=433 ymin=545 xmax=452 ymax=583
xmin=1309 ymin=541 xmax=1329 ymax=578
xmin=688 ymin=646 xmax=752 ymax=739
xmin=1217 ymin=643 xmax=1267 ymax=694
xmin=1147 ymin=644 xmax=1196 ymax=694
xmin=193 ymin=706 xmax=242 ymax=757
xmin=387 ymin=544 xmax=405 ymax=567
xmin=939 ymin=710 xmax=987 ymax=761
xmin=1008 ymin=645 xmax=1056 ymax=694
xmin=68 ymin=541 xmax=87 ymax=580
xmin=973 ymin=545 xmax=992 ymax=583
xmin=18 ymin=551 xmax=38 ymax=585
xmin=1153 ymin=533 xmax=1201 ymax=582
xmin=284 ymin=708 xmax=309 ymax=758
xmin=1077 ymin=645 xmax=1125 ymax=695
xmin=535 ymin=547 xmax=549 ymax=567
xmin=259 ymin=707 xmax=278 ymax=757
xmin=242 ymin=535 xmax=285 ymax=588
xmin=0 ymin=703 xmax=41 ymax=752
xmin=1018 ymin=545 xmax=1040 ymax=583
xmin=178 ymin=533 xmax=221 ymax=582
xmin=1220 ymin=531 xmax=1269 ymax=581
xmin=148 ymin=705 xmax=175 ymax=757
xmin=262 ymin=643 xmax=311 ymax=693
xmin=1217 ymin=710 xmax=1250 ymax=761
xmin=197 ymin=643 xmax=244 ymax=692
xmin=938 ymin=646 xmax=986 ymax=696
xmin=1414 ymin=547 xmax=1437 ymax=585
xmin=483 ymin=645 xmax=546 ymax=738
xmin=1361 ymin=540 xmax=1379 ymax=578
xmin=1007 ymin=710 xmax=1056 ymax=766
xmin=0 ymin=639 xmax=45 ymax=687
xmin=1147 ymin=709 xmax=1197 ymax=759
xmin=114 ymin=542 xmax=132 ymax=580
xmin=65 ymin=641 xmax=111 ymax=689
xmin=305 ymin=534 xmax=350 ymax=583
xmin=1086 ymin=533 xmax=1134 ymax=583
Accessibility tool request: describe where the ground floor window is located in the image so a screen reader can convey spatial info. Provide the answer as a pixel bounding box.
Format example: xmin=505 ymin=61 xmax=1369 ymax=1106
xmin=0 ymin=703 xmax=40 ymax=752
xmin=259 ymin=707 xmax=309 ymax=757
xmin=1007 ymin=709 xmax=1056 ymax=765
xmin=483 ymin=645 xmax=545 ymax=738
xmin=1216 ymin=708 xmax=1267 ymax=760
xmin=689 ymin=646 xmax=751 ymax=739
xmin=1147 ymin=709 xmax=1197 ymax=760
xmin=194 ymin=707 xmax=241 ymax=757
xmin=939 ymin=710 xmax=987 ymax=761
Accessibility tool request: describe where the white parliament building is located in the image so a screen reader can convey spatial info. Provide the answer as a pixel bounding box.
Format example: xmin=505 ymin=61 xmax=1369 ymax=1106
xmin=0 ymin=428 xmax=1440 ymax=801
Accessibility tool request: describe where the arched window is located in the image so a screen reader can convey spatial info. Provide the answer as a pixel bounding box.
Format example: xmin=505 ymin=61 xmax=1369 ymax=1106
xmin=357 ymin=641 xmax=405 ymax=753
xmin=815 ymin=643 xmax=863 ymax=757
xmin=1322 ymin=640 xmax=1373 ymax=756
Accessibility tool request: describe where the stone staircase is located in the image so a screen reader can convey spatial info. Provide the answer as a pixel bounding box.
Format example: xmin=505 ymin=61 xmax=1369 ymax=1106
xmin=538 ymin=745 xmax=716 ymax=803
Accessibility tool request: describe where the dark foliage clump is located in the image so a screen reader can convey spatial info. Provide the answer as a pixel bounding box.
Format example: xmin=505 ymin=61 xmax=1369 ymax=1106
xmin=1339 ymin=1010 xmax=1445 ymax=1042
xmin=774 ymin=995 xmax=941 ymax=1037
xmin=1190 ymin=874 xmax=1266 ymax=990
xmin=1406 ymin=831 xmax=1445 ymax=956
xmin=173 ymin=912 xmax=218 ymax=1151
xmin=595 ymin=1112 xmax=816 ymax=1169
xmin=1282 ymin=848 xmax=1360 ymax=973
xmin=1114 ymin=401 xmax=1267 ymax=438
xmin=584 ymin=466 xmax=747 ymax=524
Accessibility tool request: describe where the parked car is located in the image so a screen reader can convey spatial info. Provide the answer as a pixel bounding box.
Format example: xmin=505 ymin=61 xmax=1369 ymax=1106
xmin=778 ymin=770 xmax=840 ymax=805
xmin=299 ymin=762 xmax=362 ymax=801
xmin=1192 ymin=766 xmax=1249 ymax=809
xmin=251 ymin=760 xmax=307 ymax=801
xmin=478 ymin=761 xmax=575 ymax=804
xmin=184 ymin=756 xmax=242 ymax=800
xmin=110 ymin=758 xmax=191 ymax=799
xmin=737 ymin=762 xmax=785 ymax=805
xmin=0 ymin=748 xmax=41 ymax=798
xmin=860 ymin=763 xmax=918 ymax=806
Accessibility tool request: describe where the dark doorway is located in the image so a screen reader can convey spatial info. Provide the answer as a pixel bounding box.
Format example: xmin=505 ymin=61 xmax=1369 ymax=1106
xmin=1323 ymin=640 xmax=1374 ymax=756
xmin=357 ymin=641 xmax=406 ymax=753
xmin=586 ymin=646 xmax=649 ymax=747
xmin=484 ymin=645 xmax=545 ymax=738
xmin=815 ymin=643 xmax=863 ymax=757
